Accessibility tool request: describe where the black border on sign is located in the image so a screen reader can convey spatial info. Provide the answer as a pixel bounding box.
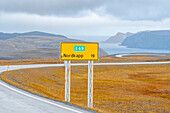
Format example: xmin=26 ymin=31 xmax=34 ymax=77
xmin=60 ymin=42 xmax=99 ymax=61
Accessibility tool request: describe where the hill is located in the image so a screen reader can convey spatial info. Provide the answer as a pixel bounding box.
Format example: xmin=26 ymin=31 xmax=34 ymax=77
xmin=121 ymin=30 xmax=170 ymax=50
xmin=0 ymin=31 xmax=107 ymax=59
xmin=0 ymin=31 xmax=67 ymax=40
xmin=104 ymin=32 xmax=133 ymax=43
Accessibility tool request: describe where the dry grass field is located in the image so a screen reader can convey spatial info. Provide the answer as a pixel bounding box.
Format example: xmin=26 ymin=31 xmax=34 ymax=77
xmin=0 ymin=55 xmax=170 ymax=112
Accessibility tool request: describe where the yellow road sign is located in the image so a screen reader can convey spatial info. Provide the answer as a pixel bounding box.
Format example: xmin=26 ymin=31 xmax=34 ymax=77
xmin=60 ymin=42 xmax=99 ymax=60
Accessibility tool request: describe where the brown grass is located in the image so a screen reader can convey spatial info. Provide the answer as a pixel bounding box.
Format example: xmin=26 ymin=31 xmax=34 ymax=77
xmin=1 ymin=60 xmax=170 ymax=112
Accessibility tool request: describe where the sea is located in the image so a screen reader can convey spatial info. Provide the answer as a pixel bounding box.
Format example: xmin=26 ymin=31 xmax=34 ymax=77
xmin=100 ymin=43 xmax=170 ymax=55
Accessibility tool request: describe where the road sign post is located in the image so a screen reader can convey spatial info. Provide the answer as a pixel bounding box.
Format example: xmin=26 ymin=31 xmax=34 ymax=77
xmin=64 ymin=60 xmax=71 ymax=102
xmin=88 ymin=60 xmax=93 ymax=108
xmin=60 ymin=42 xmax=98 ymax=108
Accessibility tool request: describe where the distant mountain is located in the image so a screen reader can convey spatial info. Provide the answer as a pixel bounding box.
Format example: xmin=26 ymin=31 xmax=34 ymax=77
xmin=121 ymin=30 xmax=170 ymax=50
xmin=0 ymin=31 xmax=107 ymax=59
xmin=104 ymin=32 xmax=133 ymax=43
xmin=0 ymin=31 xmax=67 ymax=40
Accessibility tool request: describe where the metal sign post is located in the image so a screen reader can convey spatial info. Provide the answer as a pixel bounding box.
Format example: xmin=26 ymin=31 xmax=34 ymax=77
xmin=88 ymin=60 xmax=93 ymax=108
xmin=64 ymin=60 xmax=71 ymax=102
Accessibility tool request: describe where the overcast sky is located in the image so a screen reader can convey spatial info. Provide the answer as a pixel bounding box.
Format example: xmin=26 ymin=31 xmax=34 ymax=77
xmin=0 ymin=0 xmax=170 ymax=41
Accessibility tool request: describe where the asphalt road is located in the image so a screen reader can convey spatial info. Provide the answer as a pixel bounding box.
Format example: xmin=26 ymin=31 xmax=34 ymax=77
xmin=0 ymin=79 xmax=90 ymax=113
xmin=0 ymin=61 xmax=170 ymax=113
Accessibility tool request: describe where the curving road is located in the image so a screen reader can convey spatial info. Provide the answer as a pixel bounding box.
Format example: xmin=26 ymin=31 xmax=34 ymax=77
xmin=0 ymin=64 xmax=92 ymax=113
xmin=115 ymin=53 xmax=166 ymax=58
xmin=0 ymin=61 xmax=170 ymax=113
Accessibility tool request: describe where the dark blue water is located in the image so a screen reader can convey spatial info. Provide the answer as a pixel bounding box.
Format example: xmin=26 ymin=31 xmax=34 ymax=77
xmin=100 ymin=43 xmax=170 ymax=55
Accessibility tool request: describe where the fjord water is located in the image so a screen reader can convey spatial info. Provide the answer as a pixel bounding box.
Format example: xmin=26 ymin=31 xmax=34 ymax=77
xmin=100 ymin=43 xmax=170 ymax=55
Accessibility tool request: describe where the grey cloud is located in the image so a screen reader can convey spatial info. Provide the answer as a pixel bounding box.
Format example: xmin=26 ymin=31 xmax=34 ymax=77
xmin=0 ymin=0 xmax=104 ymax=16
xmin=105 ymin=0 xmax=170 ymax=20
xmin=0 ymin=0 xmax=170 ymax=20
